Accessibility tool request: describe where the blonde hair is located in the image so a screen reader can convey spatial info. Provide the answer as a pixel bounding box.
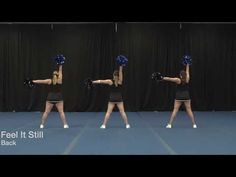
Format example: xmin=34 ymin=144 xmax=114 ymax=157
xmin=52 ymin=71 xmax=59 ymax=85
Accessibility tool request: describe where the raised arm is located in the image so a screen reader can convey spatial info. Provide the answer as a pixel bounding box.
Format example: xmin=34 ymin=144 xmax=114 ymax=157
xmin=58 ymin=65 xmax=63 ymax=81
xmin=33 ymin=79 xmax=51 ymax=85
xmin=92 ymin=79 xmax=113 ymax=85
xmin=118 ymin=66 xmax=123 ymax=84
xmin=162 ymin=77 xmax=181 ymax=84
xmin=186 ymin=64 xmax=190 ymax=83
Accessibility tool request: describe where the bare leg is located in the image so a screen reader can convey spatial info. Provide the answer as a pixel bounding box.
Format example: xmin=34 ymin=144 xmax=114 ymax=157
xmin=167 ymin=100 xmax=182 ymax=126
xmin=55 ymin=101 xmax=68 ymax=127
xmin=40 ymin=102 xmax=54 ymax=127
xmin=184 ymin=100 xmax=197 ymax=126
xmin=117 ymin=102 xmax=129 ymax=126
xmin=101 ymin=102 xmax=115 ymax=127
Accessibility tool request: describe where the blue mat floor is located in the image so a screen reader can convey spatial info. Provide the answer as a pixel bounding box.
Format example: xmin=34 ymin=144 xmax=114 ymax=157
xmin=0 ymin=111 xmax=235 ymax=155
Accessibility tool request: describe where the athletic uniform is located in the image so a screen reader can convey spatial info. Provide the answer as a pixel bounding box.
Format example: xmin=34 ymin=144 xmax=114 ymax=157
xmin=108 ymin=81 xmax=123 ymax=102
xmin=175 ymin=81 xmax=190 ymax=101
xmin=47 ymin=81 xmax=63 ymax=103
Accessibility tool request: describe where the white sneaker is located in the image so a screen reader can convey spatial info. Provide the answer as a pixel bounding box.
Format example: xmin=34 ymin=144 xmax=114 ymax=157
xmin=166 ymin=124 xmax=172 ymax=128
xmin=193 ymin=124 xmax=197 ymax=128
xmin=64 ymin=124 xmax=69 ymax=128
xmin=100 ymin=124 xmax=106 ymax=129
xmin=126 ymin=124 xmax=130 ymax=129
xmin=40 ymin=124 xmax=44 ymax=129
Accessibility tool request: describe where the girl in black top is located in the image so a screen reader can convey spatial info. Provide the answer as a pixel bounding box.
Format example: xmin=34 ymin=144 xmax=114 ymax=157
xmin=162 ymin=64 xmax=197 ymax=128
xmin=92 ymin=66 xmax=130 ymax=129
xmin=33 ymin=65 xmax=69 ymax=129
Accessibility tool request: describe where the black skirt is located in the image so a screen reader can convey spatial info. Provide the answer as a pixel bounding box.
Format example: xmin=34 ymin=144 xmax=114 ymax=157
xmin=109 ymin=92 xmax=123 ymax=102
xmin=47 ymin=92 xmax=63 ymax=103
xmin=175 ymin=90 xmax=190 ymax=101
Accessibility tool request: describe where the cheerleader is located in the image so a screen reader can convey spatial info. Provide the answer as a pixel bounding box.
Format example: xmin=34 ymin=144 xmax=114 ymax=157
xmin=33 ymin=65 xmax=69 ymax=128
xmin=162 ymin=64 xmax=197 ymax=128
xmin=92 ymin=66 xmax=130 ymax=129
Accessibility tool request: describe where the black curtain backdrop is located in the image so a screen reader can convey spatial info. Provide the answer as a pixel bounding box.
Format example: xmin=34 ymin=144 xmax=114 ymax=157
xmin=0 ymin=23 xmax=236 ymax=112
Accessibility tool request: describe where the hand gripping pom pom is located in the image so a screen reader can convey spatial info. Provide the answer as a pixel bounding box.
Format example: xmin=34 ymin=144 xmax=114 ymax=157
xmin=24 ymin=78 xmax=35 ymax=89
xmin=116 ymin=55 xmax=128 ymax=66
xmin=182 ymin=55 xmax=192 ymax=65
xmin=84 ymin=78 xmax=93 ymax=90
xmin=54 ymin=54 xmax=66 ymax=65
xmin=151 ymin=72 xmax=163 ymax=81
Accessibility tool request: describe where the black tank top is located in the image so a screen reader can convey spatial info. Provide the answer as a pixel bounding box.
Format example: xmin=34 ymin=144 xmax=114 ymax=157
xmin=110 ymin=81 xmax=122 ymax=93
xmin=176 ymin=82 xmax=189 ymax=92
xmin=48 ymin=81 xmax=62 ymax=93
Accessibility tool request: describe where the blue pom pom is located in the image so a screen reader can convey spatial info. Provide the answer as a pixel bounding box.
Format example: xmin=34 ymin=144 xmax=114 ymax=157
xmin=54 ymin=54 xmax=65 ymax=65
xmin=116 ymin=55 xmax=128 ymax=66
xmin=182 ymin=55 xmax=192 ymax=65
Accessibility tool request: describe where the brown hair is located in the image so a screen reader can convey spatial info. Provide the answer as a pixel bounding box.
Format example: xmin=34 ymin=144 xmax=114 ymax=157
xmin=179 ymin=70 xmax=187 ymax=84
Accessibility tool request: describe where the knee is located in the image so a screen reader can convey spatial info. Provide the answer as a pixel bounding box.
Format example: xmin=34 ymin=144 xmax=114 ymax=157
xmin=185 ymin=106 xmax=191 ymax=111
xmin=119 ymin=110 xmax=125 ymax=115
xmin=106 ymin=112 xmax=112 ymax=116
xmin=58 ymin=111 xmax=64 ymax=115
xmin=187 ymin=109 xmax=192 ymax=114
xmin=44 ymin=111 xmax=50 ymax=115
xmin=173 ymin=107 xmax=179 ymax=112
xmin=42 ymin=112 xmax=49 ymax=119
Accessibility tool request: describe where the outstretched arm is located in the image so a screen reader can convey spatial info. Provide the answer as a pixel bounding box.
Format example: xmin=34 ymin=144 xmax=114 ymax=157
xmin=186 ymin=64 xmax=190 ymax=83
xmin=118 ymin=66 xmax=123 ymax=84
xmin=163 ymin=77 xmax=181 ymax=84
xmin=92 ymin=79 xmax=113 ymax=85
xmin=33 ymin=79 xmax=51 ymax=85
